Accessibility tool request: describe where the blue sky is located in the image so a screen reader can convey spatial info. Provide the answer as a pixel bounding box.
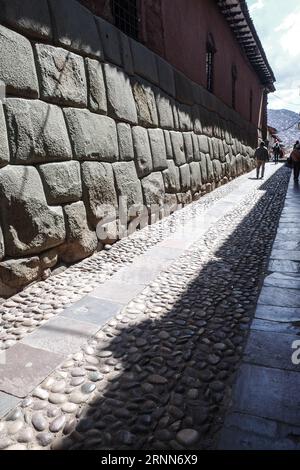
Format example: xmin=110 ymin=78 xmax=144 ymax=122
xmin=248 ymin=0 xmax=300 ymax=112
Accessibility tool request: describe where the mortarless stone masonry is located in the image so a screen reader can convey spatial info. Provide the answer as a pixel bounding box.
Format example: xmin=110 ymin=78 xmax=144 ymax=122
xmin=0 ymin=0 xmax=256 ymax=296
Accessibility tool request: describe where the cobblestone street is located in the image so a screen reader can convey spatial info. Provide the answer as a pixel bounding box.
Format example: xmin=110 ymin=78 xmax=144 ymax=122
xmin=0 ymin=163 xmax=292 ymax=450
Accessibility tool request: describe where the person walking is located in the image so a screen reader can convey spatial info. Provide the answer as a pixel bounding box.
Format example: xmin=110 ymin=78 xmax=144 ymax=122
xmin=291 ymin=144 xmax=300 ymax=181
xmin=273 ymin=141 xmax=281 ymax=164
xmin=255 ymin=141 xmax=269 ymax=179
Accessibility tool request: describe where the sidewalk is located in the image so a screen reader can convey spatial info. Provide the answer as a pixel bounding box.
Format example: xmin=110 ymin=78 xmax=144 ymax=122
xmin=219 ymin=175 xmax=300 ymax=450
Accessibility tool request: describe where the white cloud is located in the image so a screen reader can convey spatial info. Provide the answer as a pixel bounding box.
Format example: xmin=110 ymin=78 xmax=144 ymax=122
xmin=275 ymin=8 xmax=300 ymax=57
xmin=249 ymin=0 xmax=265 ymax=13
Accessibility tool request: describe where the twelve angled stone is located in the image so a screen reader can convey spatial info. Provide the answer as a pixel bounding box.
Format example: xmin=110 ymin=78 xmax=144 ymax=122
xmin=64 ymin=108 xmax=119 ymax=162
xmin=5 ymin=98 xmax=72 ymax=164
xmin=48 ymin=0 xmax=103 ymax=59
xmin=0 ymin=166 xmax=66 ymax=257
xmin=35 ymin=44 xmax=87 ymax=107
xmin=104 ymin=63 xmax=137 ymax=124
xmin=0 ymin=25 xmax=39 ymax=98
xmin=39 ymin=161 xmax=82 ymax=205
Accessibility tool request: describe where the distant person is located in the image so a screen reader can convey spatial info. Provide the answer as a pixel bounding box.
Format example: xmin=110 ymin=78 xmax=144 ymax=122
xmin=273 ymin=142 xmax=281 ymax=164
xmin=291 ymin=144 xmax=300 ymax=181
xmin=255 ymin=141 xmax=269 ymax=179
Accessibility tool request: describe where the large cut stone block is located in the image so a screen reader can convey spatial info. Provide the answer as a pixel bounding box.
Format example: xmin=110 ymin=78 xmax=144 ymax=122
xmin=163 ymin=160 xmax=180 ymax=193
xmin=180 ymin=164 xmax=191 ymax=192
xmin=142 ymin=172 xmax=165 ymax=207
xmin=206 ymin=155 xmax=214 ymax=182
xmin=132 ymin=78 xmax=158 ymax=127
xmin=198 ymin=135 xmax=210 ymax=154
xmin=35 ymin=44 xmax=87 ymax=107
xmin=117 ymin=123 xmax=134 ymax=161
xmin=132 ymin=126 xmax=153 ymax=178
xmin=170 ymin=132 xmax=186 ymax=166
xmin=64 ymin=108 xmax=119 ymax=162
xmin=192 ymin=133 xmax=200 ymax=161
xmin=148 ymin=129 xmax=168 ymax=171
xmin=0 ymin=166 xmax=66 ymax=257
xmin=82 ymin=161 xmax=118 ymax=227
xmin=200 ymin=153 xmax=208 ymax=183
xmin=156 ymin=91 xmax=174 ymax=129
xmin=0 ymin=0 xmax=52 ymax=40
xmin=0 ymin=104 xmax=9 ymax=167
xmin=189 ymin=162 xmax=202 ymax=193
xmin=183 ymin=132 xmax=194 ymax=163
xmin=156 ymin=56 xmax=175 ymax=97
xmin=39 ymin=161 xmax=82 ymax=205
xmin=48 ymin=0 xmax=103 ymax=59
xmin=96 ymin=17 xmax=122 ymax=66
xmin=164 ymin=131 xmax=173 ymax=159
xmin=213 ymin=159 xmax=222 ymax=181
xmin=104 ymin=64 xmax=137 ymax=124
xmin=130 ymin=39 xmax=159 ymax=85
xmin=0 ymin=257 xmax=41 ymax=297
xmin=86 ymin=58 xmax=107 ymax=114
xmin=113 ymin=161 xmax=144 ymax=210
xmin=5 ymin=98 xmax=72 ymax=164
xmin=61 ymin=201 xmax=97 ymax=263
xmin=0 ymin=25 xmax=39 ymax=98
xmin=174 ymin=69 xmax=193 ymax=105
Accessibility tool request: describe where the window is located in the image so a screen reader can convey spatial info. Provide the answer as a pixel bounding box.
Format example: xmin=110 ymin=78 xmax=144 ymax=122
xmin=111 ymin=0 xmax=138 ymax=40
xmin=231 ymin=65 xmax=237 ymax=110
xmin=206 ymin=33 xmax=216 ymax=93
xmin=249 ymin=89 xmax=253 ymax=122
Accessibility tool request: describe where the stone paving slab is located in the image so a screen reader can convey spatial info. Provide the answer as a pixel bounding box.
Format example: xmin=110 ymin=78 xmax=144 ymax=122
xmin=61 ymin=296 xmax=124 ymax=326
xmin=271 ymin=250 xmax=300 ymax=261
xmin=264 ymin=272 xmax=300 ymax=290
xmin=273 ymin=241 xmax=300 ymax=251
xmin=268 ymin=259 xmax=300 ymax=274
xmin=21 ymin=316 xmax=98 ymax=356
xmin=255 ymin=304 xmax=300 ymax=323
xmin=258 ymin=286 xmax=300 ymax=308
xmin=251 ymin=318 xmax=300 ymax=335
xmin=0 ymin=343 xmax=64 ymax=398
xmin=244 ymin=330 xmax=299 ymax=371
xmin=92 ymin=279 xmax=145 ymax=304
xmin=0 ymin=392 xmax=20 ymax=419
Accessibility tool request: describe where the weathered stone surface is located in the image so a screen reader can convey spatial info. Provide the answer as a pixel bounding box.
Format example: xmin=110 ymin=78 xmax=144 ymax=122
xmin=200 ymin=153 xmax=208 ymax=183
xmin=164 ymin=131 xmax=173 ymax=159
xmin=142 ymin=172 xmax=165 ymax=207
xmin=130 ymin=39 xmax=159 ymax=85
xmin=0 ymin=105 xmax=9 ymax=167
xmin=213 ymin=159 xmax=222 ymax=181
xmin=132 ymin=126 xmax=153 ymax=178
xmin=0 ymin=0 xmax=52 ymax=39
xmin=192 ymin=134 xmax=200 ymax=161
xmin=174 ymin=69 xmax=193 ymax=105
xmin=163 ymin=161 xmax=180 ymax=193
xmin=104 ymin=64 xmax=137 ymax=124
xmin=190 ymin=162 xmax=202 ymax=193
xmin=117 ymin=123 xmax=134 ymax=161
xmin=35 ymin=44 xmax=87 ymax=107
xmin=206 ymin=155 xmax=214 ymax=182
xmin=0 ymin=257 xmax=41 ymax=296
xmin=0 ymin=224 xmax=4 ymax=261
xmin=183 ymin=133 xmax=194 ymax=163
xmin=198 ymin=135 xmax=210 ymax=154
xmin=39 ymin=161 xmax=82 ymax=205
xmin=40 ymin=248 xmax=58 ymax=269
xmin=180 ymin=164 xmax=191 ymax=192
xmin=113 ymin=162 xmax=144 ymax=209
xmin=5 ymin=98 xmax=72 ymax=164
xmin=172 ymin=102 xmax=180 ymax=130
xmin=156 ymin=55 xmax=175 ymax=97
xmin=192 ymin=105 xmax=203 ymax=134
xmin=82 ymin=161 xmax=118 ymax=227
xmin=96 ymin=17 xmax=121 ymax=66
xmin=119 ymin=31 xmax=134 ymax=75
xmin=64 ymin=108 xmax=119 ymax=162
xmin=48 ymin=0 xmax=102 ymax=58
xmin=132 ymin=78 xmax=158 ymax=127
xmin=178 ymin=104 xmax=193 ymax=131
xmin=0 ymin=166 xmax=65 ymax=257
xmin=86 ymin=58 xmax=107 ymax=114
xmin=0 ymin=25 xmax=39 ymax=98
xmin=148 ymin=129 xmax=168 ymax=171
xmin=61 ymin=201 xmax=97 ymax=263
xmin=170 ymin=132 xmax=186 ymax=166
xmin=156 ymin=92 xmax=174 ymax=129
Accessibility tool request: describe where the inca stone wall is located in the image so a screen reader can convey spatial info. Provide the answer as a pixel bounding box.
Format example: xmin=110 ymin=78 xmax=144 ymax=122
xmin=0 ymin=0 xmax=256 ymax=297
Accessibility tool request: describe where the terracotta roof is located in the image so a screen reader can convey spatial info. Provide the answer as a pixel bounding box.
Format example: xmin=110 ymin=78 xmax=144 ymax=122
xmin=217 ymin=0 xmax=276 ymax=92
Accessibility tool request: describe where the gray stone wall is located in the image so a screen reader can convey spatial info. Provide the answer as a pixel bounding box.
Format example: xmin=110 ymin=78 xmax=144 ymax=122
xmin=0 ymin=0 xmax=256 ymax=296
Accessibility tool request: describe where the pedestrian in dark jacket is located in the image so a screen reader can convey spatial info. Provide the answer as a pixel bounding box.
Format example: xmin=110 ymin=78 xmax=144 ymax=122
xmin=291 ymin=144 xmax=300 ymax=181
xmin=273 ymin=142 xmax=281 ymax=164
xmin=254 ymin=141 xmax=269 ymax=179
